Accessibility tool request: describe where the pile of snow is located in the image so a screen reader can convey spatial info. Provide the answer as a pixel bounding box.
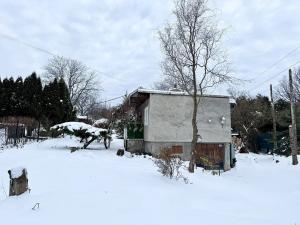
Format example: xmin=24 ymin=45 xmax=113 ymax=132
xmin=51 ymin=122 xmax=107 ymax=136
xmin=0 ymin=128 xmax=5 ymax=145
xmin=9 ymin=167 xmax=26 ymax=179
xmin=0 ymin=137 xmax=299 ymax=225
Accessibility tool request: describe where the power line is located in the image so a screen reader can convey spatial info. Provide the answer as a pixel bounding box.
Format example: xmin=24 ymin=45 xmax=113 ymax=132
xmin=0 ymin=32 xmax=56 ymax=56
xmin=98 ymin=95 xmax=126 ymax=104
xmin=251 ymin=60 xmax=300 ymax=92
xmin=0 ymin=31 xmax=126 ymax=83
xmin=250 ymin=45 xmax=300 ymax=81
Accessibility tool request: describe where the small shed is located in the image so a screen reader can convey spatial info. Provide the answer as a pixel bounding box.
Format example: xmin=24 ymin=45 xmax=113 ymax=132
xmin=125 ymin=88 xmax=235 ymax=171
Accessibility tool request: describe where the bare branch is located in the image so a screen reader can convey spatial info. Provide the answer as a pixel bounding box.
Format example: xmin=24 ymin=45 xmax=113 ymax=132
xmin=158 ymin=0 xmax=234 ymax=172
xmin=44 ymin=56 xmax=101 ymax=115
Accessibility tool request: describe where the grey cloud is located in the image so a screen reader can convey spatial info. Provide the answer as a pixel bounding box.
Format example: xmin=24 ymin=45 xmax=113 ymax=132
xmin=1 ymin=0 xmax=300 ymax=102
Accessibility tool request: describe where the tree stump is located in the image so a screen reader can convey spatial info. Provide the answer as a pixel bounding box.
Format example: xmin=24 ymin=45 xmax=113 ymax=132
xmin=8 ymin=167 xmax=28 ymax=196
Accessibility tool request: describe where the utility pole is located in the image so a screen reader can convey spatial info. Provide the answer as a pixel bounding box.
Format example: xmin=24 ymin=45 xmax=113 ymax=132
xmin=289 ymin=69 xmax=298 ymax=165
xmin=270 ymin=84 xmax=277 ymax=152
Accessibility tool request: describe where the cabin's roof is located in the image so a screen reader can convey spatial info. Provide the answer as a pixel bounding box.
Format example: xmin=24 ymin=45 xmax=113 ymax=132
xmin=128 ymin=88 xmax=233 ymax=109
xmin=130 ymin=88 xmax=230 ymax=99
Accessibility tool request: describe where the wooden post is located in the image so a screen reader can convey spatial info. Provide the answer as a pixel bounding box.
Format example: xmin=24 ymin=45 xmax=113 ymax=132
xmin=289 ymin=69 xmax=298 ymax=165
xmin=14 ymin=120 xmax=19 ymax=146
xmin=8 ymin=167 xmax=28 ymax=196
xmin=270 ymin=84 xmax=277 ymax=152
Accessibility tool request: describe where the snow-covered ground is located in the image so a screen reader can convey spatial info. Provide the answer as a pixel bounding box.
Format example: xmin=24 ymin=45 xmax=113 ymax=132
xmin=0 ymin=136 xmax=299 ymax=225
xmin=0 ymin=128 xmax=5 ymax=146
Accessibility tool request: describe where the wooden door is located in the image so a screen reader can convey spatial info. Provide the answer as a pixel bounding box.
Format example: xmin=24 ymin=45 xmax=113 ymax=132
xmin=195 ymin=143 xmax=225 ymax=165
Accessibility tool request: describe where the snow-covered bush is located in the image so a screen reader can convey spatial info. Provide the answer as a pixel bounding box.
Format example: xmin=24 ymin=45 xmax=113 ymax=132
xmin=153 ymin=149 xmax=188 ymax=183
xmin=50 ymin=122 xmax=110 ymax=149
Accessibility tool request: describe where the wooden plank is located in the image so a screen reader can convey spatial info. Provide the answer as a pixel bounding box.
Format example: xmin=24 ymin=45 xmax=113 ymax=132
xmin=166 ymin=145 xmax=183 ymax=155
xmin=195 ymin=143 xmax=224 ymax=164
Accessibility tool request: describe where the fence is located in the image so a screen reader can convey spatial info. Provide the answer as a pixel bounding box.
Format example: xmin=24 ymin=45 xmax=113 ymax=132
xmin=0 ymin=123 xmax=46 ymax=146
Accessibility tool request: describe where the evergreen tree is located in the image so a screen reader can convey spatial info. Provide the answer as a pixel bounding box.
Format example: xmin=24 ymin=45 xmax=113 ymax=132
xmin=57 ymin=78 xmax=76 ymax=122
xmin=23 ymin=72 xmax=43 ymax=119
xmin=0 ymin=73 xmax=76 ymax=131
xmin=0 ymin=78 xmax=3 ymax=117
xmin=43 ymin=78 xmax=58 ymax=126
xmin=14 ymin=76 xmax=24 ymax=117
xmin=1 ymin=77 xmax=14 ymax=117
xmin=43 ymin=78 xmax=75 ymax=128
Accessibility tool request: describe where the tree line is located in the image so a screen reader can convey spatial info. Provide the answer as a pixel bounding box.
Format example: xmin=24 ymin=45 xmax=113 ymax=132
xmin=230 ymin=68 xmax=300 ymax=156
xmin=0 ymin=72 xmax=75 ymax=130
xmin=0 ymin=54 xmax=101 ymax=133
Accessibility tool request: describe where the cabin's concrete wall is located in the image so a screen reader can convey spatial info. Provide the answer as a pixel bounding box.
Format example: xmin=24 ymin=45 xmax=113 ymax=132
xmin=141 ymin=94 xmax=232 ymax=170
xmin=147 ymin=94 xmax=231 ymax=143
xmin=144 ymin=141 xmax=192 ymax=160
xmin=144 ymin=141 xmax=232 ymax=171
xmin=224 ymin=143 xmax=231 ymax=171
xmin=125 ymin=139 xmax=144 ymax=153
xmin=137 ymin=99 xmax=150 ymax=141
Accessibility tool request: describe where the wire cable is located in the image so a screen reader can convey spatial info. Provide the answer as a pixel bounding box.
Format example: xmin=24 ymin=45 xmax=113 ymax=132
xmin=251 ymin=60 xmax=300 ymax=92
xmin=98 ymin=95 xmax=126 ymax=104
xmin=0 ymin=32 xmax=56 ymax=56
xmin=250 ymin=45 xmax=300 ymax=80
xmin=0 ymin=31 xmax=126 ymax=83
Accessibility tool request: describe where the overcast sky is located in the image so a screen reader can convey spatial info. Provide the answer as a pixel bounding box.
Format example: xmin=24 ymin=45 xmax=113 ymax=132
xmin=1 ymin=0 xmax=300 ymax=105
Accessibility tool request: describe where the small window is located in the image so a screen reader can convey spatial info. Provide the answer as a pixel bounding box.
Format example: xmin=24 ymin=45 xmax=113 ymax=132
xmin=144 ymin=106 xmax=149 ymax=126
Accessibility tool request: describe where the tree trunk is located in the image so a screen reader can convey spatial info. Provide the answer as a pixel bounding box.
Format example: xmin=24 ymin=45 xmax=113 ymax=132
xmin=188 ymin=94 xmax=198 ymax=173
xmin=83 ymin=136 xmax=98 ymax=149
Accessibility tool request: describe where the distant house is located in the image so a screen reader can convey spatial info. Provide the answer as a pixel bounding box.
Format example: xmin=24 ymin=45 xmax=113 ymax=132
xmin=124 ymin=88 xmax=235 ymax=171
xmin=76 ymin=115 xmax=92 ymax=124
xmin=93 ymin=118 xmax=110 ymax=129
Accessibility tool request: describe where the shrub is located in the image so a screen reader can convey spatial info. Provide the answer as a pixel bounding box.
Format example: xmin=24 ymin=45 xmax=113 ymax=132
xmin=153 ymin=149 xmax=188 ymax=183
xmin=274 ymin=136 xmax=291 ymax=157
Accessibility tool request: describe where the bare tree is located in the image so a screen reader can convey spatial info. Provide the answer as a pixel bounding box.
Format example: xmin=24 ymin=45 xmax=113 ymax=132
xmin=44 ymin=56 xmax=100 ymax=114
xmin=275 ymin=67 xmax=300 ymax=102
xmin=227 ymin=87 xmax=250 ymax=100
xmin=77 ymin=95 xmax=97 ymax=116
xmin=153 ymin=77 xmax=178 ymax=90
xmin=159 ymin=0 xmax=232 ymax=172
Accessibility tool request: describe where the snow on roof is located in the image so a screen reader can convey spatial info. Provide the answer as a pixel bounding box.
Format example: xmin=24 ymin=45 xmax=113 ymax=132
xmin=51 ymin=122 xmax=107 ymax=136
xmin=130 ymin=88 xmax=230 ymax=99
xmin=229 ymin=98 xmax=236 ymax=104
xmin=9 ymin=167 xmax=26 ymax=179
xmin=77 ymin=115 xmax=88 ymax=119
